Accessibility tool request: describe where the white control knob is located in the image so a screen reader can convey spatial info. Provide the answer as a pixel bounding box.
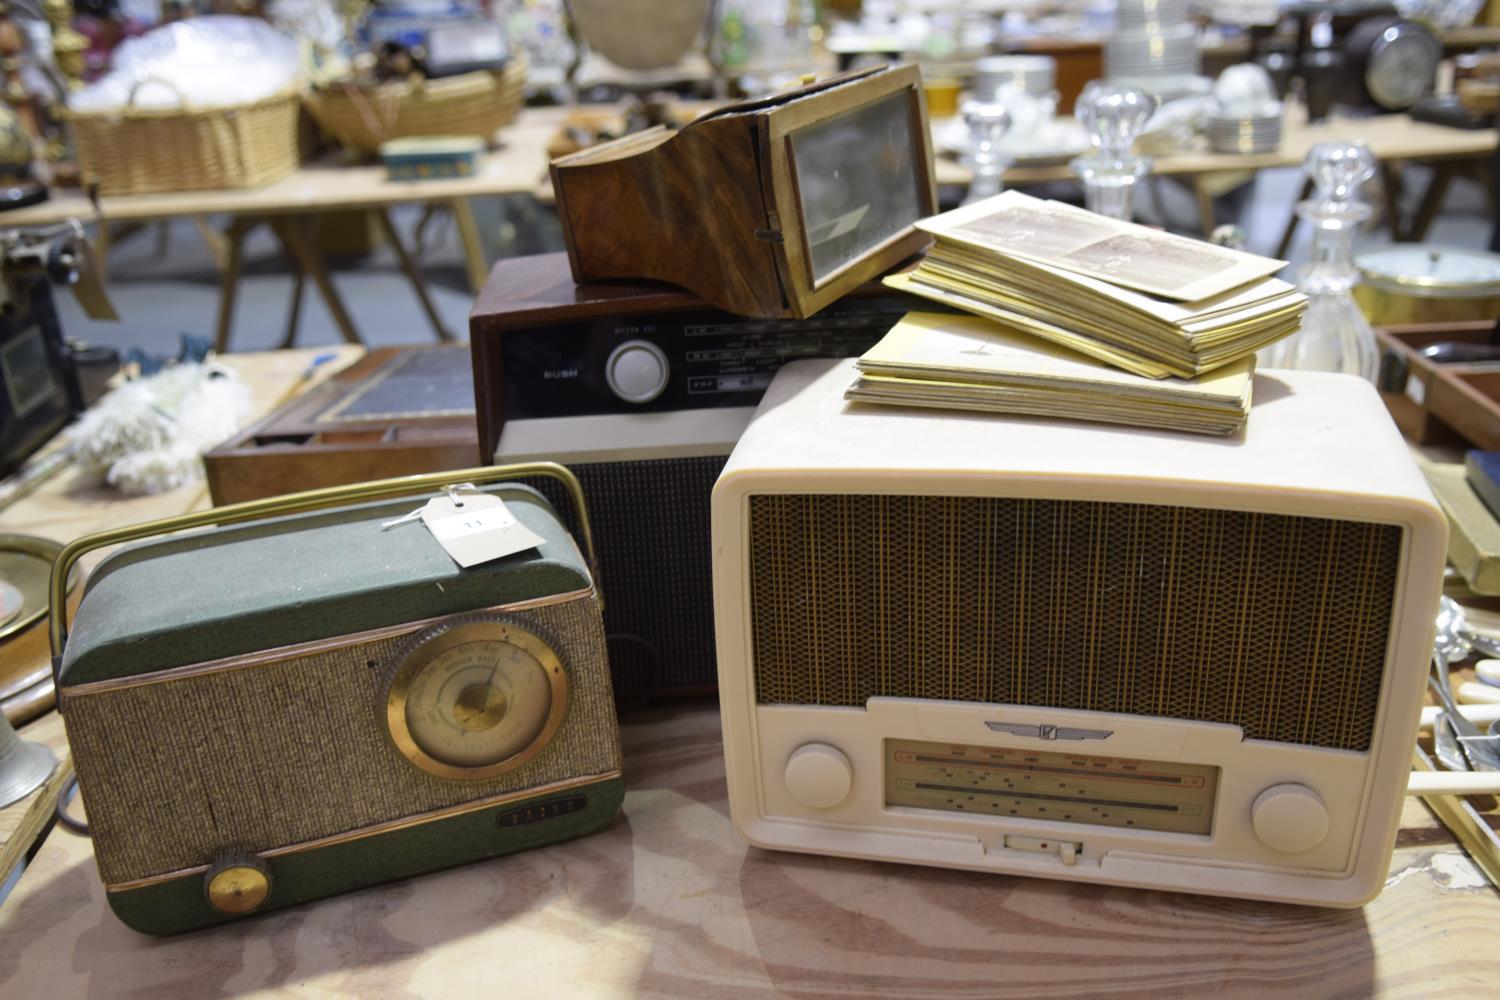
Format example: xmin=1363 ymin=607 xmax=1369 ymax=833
xmin=1251 ymin=784 xmax=1330 ymax=854
xmin=604 ymin=339 xmax=669 ymax=403
xmin=783 ymin=743 xmax=853 ymax=809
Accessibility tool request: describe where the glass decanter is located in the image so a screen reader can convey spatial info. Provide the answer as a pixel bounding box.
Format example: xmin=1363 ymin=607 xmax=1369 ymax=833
xmin=1260 ymin=142 xmax=1379 ymax=382
xmin=1070 ymin=82 xmax=1157 ymax=221
xmin=961 ymin=99 xmax=1012 ymax=205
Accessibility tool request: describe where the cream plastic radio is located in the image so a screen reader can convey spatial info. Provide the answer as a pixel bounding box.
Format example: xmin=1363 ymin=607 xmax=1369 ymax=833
xmin=711 ymin=359 xmax=1445 ymax=907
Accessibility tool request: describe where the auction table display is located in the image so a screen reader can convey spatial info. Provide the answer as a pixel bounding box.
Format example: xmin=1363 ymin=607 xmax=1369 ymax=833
xmin=0 ymin=349 xmax=1497 ymax=995
xmin=938 ymin=105 xmax=1497 ymax=241
xmin=0 ymin=107 xmax=581 ymax=351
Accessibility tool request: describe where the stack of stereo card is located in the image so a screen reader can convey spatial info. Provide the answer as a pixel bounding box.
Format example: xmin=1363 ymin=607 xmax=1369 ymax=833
xmin=848 ymin=311 xmax=1253 ymax=436
xmin=887 ymin=190 xmax=1306 ymax=380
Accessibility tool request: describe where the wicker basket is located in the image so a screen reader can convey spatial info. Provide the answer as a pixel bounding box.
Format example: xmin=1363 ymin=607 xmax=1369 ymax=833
xmin=70 ymin=82 xmax=302 ymax=196
xmin=305 ymin=57 xmax=527 ymax=157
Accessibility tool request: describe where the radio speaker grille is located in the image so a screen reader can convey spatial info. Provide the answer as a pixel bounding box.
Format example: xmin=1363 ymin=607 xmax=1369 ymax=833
xmin=524 ymin=455 xmax=727 ymax=697
xmin=747 ymin=495 xmax=1403 ymax=751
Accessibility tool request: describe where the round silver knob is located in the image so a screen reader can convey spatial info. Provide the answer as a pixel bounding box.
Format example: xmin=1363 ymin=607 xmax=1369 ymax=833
xmin=783 ymin=743 xmax=853 ymax=809
xmin=1251 ymin=783 xmax=1329 ymax=854
xmin=605 ymin=339 xmax=670 ymax=404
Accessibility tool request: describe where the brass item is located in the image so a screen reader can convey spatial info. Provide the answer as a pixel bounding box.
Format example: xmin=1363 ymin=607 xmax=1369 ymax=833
xmin=385 ymin=619 xmax=569 ymax=781
xmin=50 ymin=462 xmax=602 ymax=666
xmin=204 ymin=855 xmax=272 ymax=915
xmin=42 ymin=0 xmax=87 ymax=91
xmin=1355 ymin=246 xmax=1500 ymax=326
xmin=1 ymin=533 xmax=78 ymax=643
xmin=922 ymin=77 xmax=962 ymax=118
xmin=454 ymin=684 xmax=507 ymax=731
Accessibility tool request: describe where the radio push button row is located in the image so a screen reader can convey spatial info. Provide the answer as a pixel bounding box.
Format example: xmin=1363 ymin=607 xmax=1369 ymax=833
xmin=784 ymin=743 xmax=853 ymax=809
xmin=1251 ymin=784 xmax=1330 ymax=854
xmin=605 ymin=339 xmax=670 ymax=403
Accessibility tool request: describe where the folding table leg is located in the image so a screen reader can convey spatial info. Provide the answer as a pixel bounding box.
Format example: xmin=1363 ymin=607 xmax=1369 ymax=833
xmin=1407 ymin=161 xmax=1458 ymax=243
xmin=279 ymin=268 xmax=306 ymax=350
xmin=373 ymin=208 xmax=456 ymax=342
xmin=270 ymin=216 xmax=364 ymax=346
xmin=450 ymin=197 xmax=489 ymax=294
xmin=213 ymin=216 xmax=258 ymax=354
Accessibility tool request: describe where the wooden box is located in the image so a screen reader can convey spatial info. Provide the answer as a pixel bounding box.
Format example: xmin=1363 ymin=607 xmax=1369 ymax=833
xmin=1376 ymin=321 xmax=1500 ymax=448
xmin=203 ymin=346 xmax=477 ymax=504
xmin=550 ymin=64 xmax=937 ymax=319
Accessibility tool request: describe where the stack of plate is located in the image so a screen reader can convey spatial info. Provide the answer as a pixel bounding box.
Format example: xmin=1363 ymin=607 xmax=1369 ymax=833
xmin=1205 ymin=110 xmax=1283 ymax=154
xmin=1105 ymin=26 xmax=1199 ymax=79
xmin=1114 ymin=0 xmax=1189 ymax=31
xmin=973 ymin=55 xmax=1056 ymax=100
xmin=1105 ymin=0 xmax=1202 ymax=98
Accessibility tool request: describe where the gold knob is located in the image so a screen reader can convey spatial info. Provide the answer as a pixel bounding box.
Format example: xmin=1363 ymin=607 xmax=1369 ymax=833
xmin=204 ymin=854 xmax=272 ymax=915
xmin=452 ymin=682 xmax=508 ymax=732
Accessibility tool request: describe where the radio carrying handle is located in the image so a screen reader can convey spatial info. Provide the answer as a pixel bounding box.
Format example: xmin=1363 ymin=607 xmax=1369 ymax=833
xmin=48 ymin=462 xmax=601 ymax=685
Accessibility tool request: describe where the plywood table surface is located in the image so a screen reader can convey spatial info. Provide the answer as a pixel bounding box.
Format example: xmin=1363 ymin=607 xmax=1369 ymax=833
xmin=0 ymin=346 xmax=364 ymax=721
xmin=942 ymin=108 xmax=1498 ymax=186
xmin=0 ymin=712 xmax=70 ymax=888
xmin=0 ymin=701 xmax=1497 ymax=998
xmin=0 ymin=345 xmax=362 ymax=553
xmin=0 ymin=354 xmax=1497 ymax=997
xmin=0 ymin=109 xmax=573 ymax=228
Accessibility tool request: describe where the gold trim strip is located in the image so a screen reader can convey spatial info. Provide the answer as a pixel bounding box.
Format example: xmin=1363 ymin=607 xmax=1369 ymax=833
xmin=103 ymin=769 xmax=622 ymax=893
xmin=60 ymin=589 xmax=596 ymax=699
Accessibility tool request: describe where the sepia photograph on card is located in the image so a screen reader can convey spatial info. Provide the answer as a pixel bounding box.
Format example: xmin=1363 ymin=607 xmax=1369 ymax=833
xmin=920 ymin=190 xmax=1287 ymax=301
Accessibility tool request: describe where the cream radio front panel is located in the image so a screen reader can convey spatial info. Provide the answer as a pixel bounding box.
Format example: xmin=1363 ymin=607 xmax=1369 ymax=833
xmin=749 ymin=701 xmax=1369 ymax=889
xmin=711 ymin=360 xmax=1447 ymax=907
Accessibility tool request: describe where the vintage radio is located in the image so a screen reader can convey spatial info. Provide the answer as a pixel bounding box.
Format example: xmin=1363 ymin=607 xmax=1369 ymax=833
xmin=551 ymin=64 xmax=936 ymax=319
xmin=712 ymin=359 xmax=1445 ymax=906
xmin=471 ymin=253 xmax=935 ymax=697
xmin=52 ymin=465 xmax=622 ymax=934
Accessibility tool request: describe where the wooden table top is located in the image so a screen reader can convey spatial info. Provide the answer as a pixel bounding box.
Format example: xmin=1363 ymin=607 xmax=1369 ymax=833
xmin=3 ymin=101 xmax=1486 ymax=228
xmin=943 ymin=108 xmax=1499 ymax=187
xmin=1 ymin=358 xmax=1499 ymax=996
xmin=0 ymin=108 xmax=576 ymax=227
xmin=0 ymin=356 xmax=1494 ymax=995
xmin=0 ymin=697 xmax=1495 ymax=998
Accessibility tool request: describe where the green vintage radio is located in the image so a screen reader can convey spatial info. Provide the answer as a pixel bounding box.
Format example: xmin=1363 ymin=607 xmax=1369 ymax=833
xmin=50 ymin=464 xmax=622 ymax=935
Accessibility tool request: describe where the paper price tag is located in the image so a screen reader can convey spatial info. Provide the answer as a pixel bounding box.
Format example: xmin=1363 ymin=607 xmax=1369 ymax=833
xmin=419 ymin=493 xmax=545 ymax=568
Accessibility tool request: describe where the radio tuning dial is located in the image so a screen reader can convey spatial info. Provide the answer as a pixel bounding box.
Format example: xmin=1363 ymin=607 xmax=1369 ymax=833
xmin=605 ymin=339 xmax=670 ymax=404
xmin=1251 ymin=784 xmax=1330 ymax=854
xmin=784 ymin=743 xmax=853 ymax=809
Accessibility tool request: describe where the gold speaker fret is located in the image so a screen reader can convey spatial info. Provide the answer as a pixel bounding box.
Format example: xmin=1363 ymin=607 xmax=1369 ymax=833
xmin=745 ymin=494 xmax=1400 ymax=752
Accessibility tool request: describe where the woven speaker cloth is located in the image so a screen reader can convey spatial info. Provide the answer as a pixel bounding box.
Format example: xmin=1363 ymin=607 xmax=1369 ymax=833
xmin=65 ymin=596 xmax=619 ymax=886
